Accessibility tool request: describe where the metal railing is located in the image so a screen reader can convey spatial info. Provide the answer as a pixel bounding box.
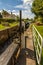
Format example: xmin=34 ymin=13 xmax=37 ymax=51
xmin=32 ymin=25 xmax=43 ymax=65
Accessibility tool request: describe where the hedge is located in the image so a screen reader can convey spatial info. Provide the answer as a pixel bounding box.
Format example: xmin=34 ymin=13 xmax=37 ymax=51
xmin=0 ymin=18 xmax=16 ymax=23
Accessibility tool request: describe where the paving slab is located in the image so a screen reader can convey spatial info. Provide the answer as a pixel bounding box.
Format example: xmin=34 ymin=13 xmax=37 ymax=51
xmin=15 ymin=28 xmax=36 ymax=65
xmin=25 ymin=28 xmax=36 ymax=65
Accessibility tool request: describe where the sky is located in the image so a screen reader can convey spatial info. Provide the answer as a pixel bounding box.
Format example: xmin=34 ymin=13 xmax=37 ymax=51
xmin=0 ymin=0 xmax=35 ymax=19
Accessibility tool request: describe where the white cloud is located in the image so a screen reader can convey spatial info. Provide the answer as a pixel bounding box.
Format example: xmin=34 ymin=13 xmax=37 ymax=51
xmin=14 ymin=0 xmax=33 ymax=10
xmin=23 ymin=0 xmax=29 ymax=3
xmin=12 ymin=10 xmax=19 ymax=15
xmin=23 ymin=0 xmax=33 ymax=6
xmin=22 ymin=10 xmax=35 ymax=19
xmin=0 ymin=10 xmax=2 ymax=12
xmin=12 ymin=10 xmax=16 ymax=12
xmin=0 ymin=0 xmax=34 ymax=19
xmin=14 ymin=5 xmax=24 ymax=8
xmin=7 ymin=10 xmax=11 ymax=14
xmin=13 ymin=0 xmax=34 ymax=19
xmin=14 ymin=3 xmax=31 ymax=10
xmin=11 ymin=9 xmax=34 ymax=19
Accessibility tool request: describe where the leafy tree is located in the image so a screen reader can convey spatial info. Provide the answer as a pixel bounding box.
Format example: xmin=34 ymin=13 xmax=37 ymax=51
xmin=32 ymin=0 xmax=43 ymax=16
xmin=32 ymin=0 xmax=43 ymax=23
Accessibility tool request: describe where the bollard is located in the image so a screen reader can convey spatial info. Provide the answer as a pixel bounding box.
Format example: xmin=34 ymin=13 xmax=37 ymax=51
xmin=25 ymin=36 xmax=28 ymax=48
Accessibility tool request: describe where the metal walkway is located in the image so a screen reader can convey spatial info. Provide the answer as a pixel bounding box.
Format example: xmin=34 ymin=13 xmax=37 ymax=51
xmin=15 ymin=28 xmax=36 ymax=65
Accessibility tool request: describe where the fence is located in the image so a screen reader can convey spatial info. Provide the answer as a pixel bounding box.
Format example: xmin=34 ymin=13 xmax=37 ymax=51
xmin=32 ymin=25 xmax=43 ymax=65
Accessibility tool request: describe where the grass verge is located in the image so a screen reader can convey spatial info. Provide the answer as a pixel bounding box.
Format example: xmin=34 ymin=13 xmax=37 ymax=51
xmin=34 ymin=24 xmax=43 ymax=65
xmin=0 ymin=22 xmax=19 ymax=31
xmin=34 ymin=25 xmax=43 ymax=37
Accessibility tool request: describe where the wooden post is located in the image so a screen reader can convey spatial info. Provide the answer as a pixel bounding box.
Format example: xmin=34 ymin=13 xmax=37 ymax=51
xmin=20 ymin=10 xmax=22 ymax=47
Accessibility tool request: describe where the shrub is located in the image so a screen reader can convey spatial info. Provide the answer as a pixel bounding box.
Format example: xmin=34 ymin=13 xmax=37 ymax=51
xmin=6 ymin=19 xmax=15 ymax=23
xmin=0 ymin=19 xmax=16 ymax=23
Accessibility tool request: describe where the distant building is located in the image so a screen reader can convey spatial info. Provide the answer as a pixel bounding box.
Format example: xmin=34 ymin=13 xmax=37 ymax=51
xmin=3 ymin=12 xmax=17 ymax=19
xmin=1 ymin=10 xmax=17 ymax=19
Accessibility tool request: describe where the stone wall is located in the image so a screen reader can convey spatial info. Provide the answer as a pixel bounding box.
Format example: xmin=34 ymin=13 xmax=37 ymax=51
xmin=0 ymin=25 xmax=19 ymax=44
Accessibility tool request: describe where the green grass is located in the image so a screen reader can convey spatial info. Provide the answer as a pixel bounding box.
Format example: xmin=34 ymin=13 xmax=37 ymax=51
xmin=34 ymin=25 xmax=43 ymax=37
xmin=34 ymin=24 xmax=43 ymax=65
xmin=9 ymin=22 xmax=19 ymax=27
xmin=0 ymin=22 xmax=19 ymax=31
xmin=0 ymin=24 xmax=6 ymax=30
xmin=40 ymin=48 xmax=43 ymax=65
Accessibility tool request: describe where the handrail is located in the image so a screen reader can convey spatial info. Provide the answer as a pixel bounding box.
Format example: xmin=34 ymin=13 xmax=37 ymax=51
xmin=33 ymin=25 xmax=42 ymax=39
xmin=32 ymin=25 xmax=43 ymax=65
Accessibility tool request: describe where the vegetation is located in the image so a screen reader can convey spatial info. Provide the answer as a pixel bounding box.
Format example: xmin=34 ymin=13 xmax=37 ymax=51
xmin=0 ymin=18 xmax=16 ymax=23
xmin=2 ymin=10 xmax=10 ymax=16
xmin=32 ymin=0 xmax=43 ymax=23
xmin=41 ymin=48 xmax=43 ymax=65
xmin=0 ymin=10 xmax=19 ymax=30
xmin=0 ymin=24 xmax=6 ymax=30
xmin=9 ymin=22 xmax=19 ymax=27
xmin=0 ymin=22 xmax=19 ymax=30
xmin=35 ymin=25 xmax=43 ymax=37
xmin=32 ymin=0 xmax=43 ymax=16
xmin=24 ymin=18 xmax=33 ymax=23
xmin=34 ymin=25 xmax=43 ymax=65
xmin=16 ymin=15 xmax=20 ymax=21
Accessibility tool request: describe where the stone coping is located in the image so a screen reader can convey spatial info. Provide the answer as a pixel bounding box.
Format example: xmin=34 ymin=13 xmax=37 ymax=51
xmin=0 ymin=42 xmax=18 ymax=65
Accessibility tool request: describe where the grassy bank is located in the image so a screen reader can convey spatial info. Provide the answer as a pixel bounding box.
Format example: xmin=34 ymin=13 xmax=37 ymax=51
xmin=0 ymin=22 xmax=19 ymax=30
xmin=0 ymin=24 xmax=6 ymax=30
xmin=41 ymin=49 xmax=43 ymax=65
xmin=34 ymin=25 xmax=43 ymax=37
xmin=34 ymin=24 xmax=43 ymax=65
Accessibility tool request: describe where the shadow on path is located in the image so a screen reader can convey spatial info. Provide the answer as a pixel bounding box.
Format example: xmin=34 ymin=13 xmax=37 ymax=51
xmin=15 ymin=48 xmax=35 ymax=65
xmin=25 ymin=48 xmax=35 ymax=60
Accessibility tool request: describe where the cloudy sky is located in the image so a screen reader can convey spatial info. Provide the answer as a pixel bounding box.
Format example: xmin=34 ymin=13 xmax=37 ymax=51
xmin=0 ymin=0 xmax=35 ymax=19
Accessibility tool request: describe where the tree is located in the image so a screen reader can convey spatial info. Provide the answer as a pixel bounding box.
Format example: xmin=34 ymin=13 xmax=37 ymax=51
xmin=16 ymin=15 xmax=19 ymax=21
xmin=32 ymin=0 xmax=43 ymax=16
xmin=2 ymin=10 xmax=10 ymax=16
xmin=31 ymin=0 xmax=43 ymax=23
